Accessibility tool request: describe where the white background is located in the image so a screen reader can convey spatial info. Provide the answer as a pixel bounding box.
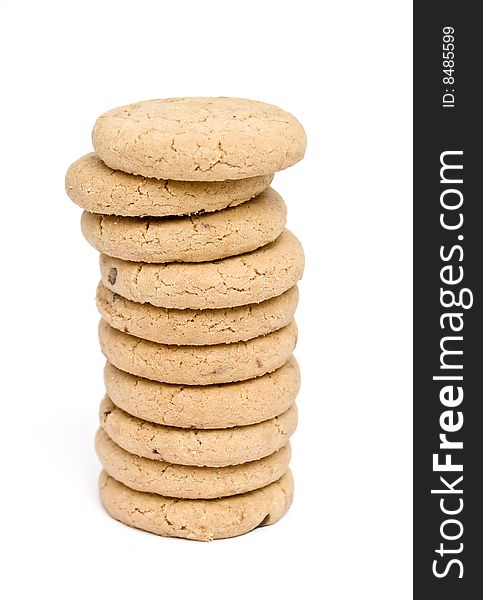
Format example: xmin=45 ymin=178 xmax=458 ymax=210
xmin=0 ymin=1 xmax=412 ymax=598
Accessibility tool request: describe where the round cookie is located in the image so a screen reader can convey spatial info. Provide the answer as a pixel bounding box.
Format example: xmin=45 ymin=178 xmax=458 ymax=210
xmin=92 ymin=97 xmax=306 ymax=181
xmin=100 ymin=229 xmax=304 ymax=310
xmin=81 ymin=187 xmax=286 ymax=263
xmin=96 ymin=428 xmax=291 ymax=500
xmin=99 ymin=319 xmax=297 ymax=385
xmin=66 ymin=153 xmax=273 ymax=217
xmin=100 ymin=395 xmax=298 ymax=467
xmin=99 ymin=469 xmax=294 ymax=541
xmin=104 ymin=358 xmax=300 ymax=429
xmin=97 ymin=283 xmax=298 ymax=346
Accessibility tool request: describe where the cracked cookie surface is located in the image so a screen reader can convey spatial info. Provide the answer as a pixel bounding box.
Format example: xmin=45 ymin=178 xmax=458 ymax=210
xmin=96 ymin=283 xmax=298 ymax=346
xmin=66 ymin=153 xmax=272 ymax=216
xmin=100 ymin=229 xmax=304 ymax=309
xmin=100 ymin=395 xmax=298 ymax=467
xmin=81 ymin=187 xmax=286 ymax=263
xmin=99 ymin=319 xmax=297 ymax=385
xmin=92 ymin=97 xmax=306 ymax=181
xmin=104 ymin=357 xmax=300 ymax=428
xmin=99 ymin=469 xmax=294 ymax=541
xmin=96 ymin=428 xmax=291 ymax=499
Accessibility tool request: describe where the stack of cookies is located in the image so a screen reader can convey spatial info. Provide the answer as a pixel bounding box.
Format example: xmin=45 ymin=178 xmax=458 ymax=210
xmin=66 ymin=97 xmax=306 ymax=541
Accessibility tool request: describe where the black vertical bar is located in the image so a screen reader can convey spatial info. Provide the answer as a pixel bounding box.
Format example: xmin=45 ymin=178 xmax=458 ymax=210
xmin=414 ymin=2 xmax=482 ymax=598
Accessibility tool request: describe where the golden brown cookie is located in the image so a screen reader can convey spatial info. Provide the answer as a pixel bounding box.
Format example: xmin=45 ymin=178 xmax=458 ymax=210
xmin=100 ymin=229 xmax=304 ymax=310
xmin=99 ymin=319 xmax=297 ymax=385
xmin=96 ymin=428 xmax=291 ymax=499
xmin=104 ymin=358 xmax=300 ymax=428
xmin=96 ymin=283 xmax=298 ymax=346
xmin=66 ymin=153 xmax=272 ymax=217
xmin=81 ymin=187 xmax=286 ymax=263
xmin=99 ymin=469 xmax=294 ymax=541
xmin=100 ymin=395 xmax=298 ymax=467
xmin=92 ymin=97 xmax=306 ymax=181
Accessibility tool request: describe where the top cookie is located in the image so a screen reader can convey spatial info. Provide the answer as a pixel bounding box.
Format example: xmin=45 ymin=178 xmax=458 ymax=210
xmin=92 ymin=97 xmax=306 ymax=181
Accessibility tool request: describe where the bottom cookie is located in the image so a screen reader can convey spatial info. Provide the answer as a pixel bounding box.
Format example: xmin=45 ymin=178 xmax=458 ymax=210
xmin=99 ymin=469 xmax=294 ymax=541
